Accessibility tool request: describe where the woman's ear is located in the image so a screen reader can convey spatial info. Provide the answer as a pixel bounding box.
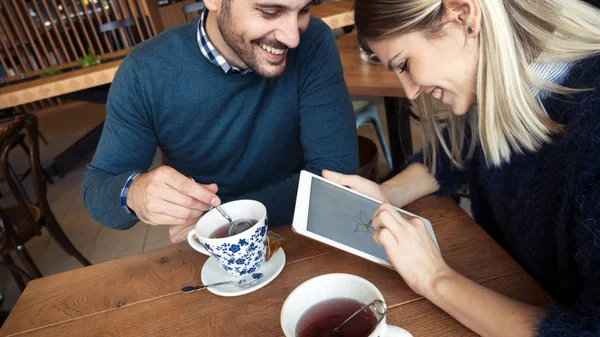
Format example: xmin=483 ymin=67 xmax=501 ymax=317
xmin=442 ymin=0 xmax=482 ymax=36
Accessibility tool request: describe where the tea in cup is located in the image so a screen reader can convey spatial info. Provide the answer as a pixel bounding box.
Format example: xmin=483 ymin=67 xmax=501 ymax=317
xmin=187 ymin=200 xmax=268 ymax=277
xmin=281 ymin=274 xmax=413 ymax=337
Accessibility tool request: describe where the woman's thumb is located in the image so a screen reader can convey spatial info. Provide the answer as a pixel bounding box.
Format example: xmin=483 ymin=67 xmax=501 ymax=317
xmin=322 ymin=169 xmax=344 ymax=184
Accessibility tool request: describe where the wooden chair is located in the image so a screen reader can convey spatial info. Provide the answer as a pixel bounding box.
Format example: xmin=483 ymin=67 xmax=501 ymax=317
xmin=354 ymin=102 xmax=393 ymax=171
xmin=358 ymin=136 xmax=381 ymax=184
xmin=100 ymin=19 xmax=136 ymax=51
xmin=0 ymin=205 xmax=37 ymax=291
xmin=0 ymin=115 xmax=91 ymax=291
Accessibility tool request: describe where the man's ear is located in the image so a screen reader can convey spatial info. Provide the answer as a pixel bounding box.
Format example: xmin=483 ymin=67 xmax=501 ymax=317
xmin=204 ymin=0 xmax=221 ymax=12
xmin=442 ymin=0 xmax=482 ymax=35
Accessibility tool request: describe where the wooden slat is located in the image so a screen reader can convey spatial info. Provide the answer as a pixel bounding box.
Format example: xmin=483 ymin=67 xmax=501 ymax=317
xmin=89 ymin=0 xmax=113 ymax=53
xmin=19 ymin=0 xmax=52 ymax=67
xmin=126 ymin=0 xmax=146 ymax=41
xmin=11 ymin=1 xmax=46 ymax=68
xmin=79 ymin=0 xmax=105 ymax=54
xmin=67 ymin=0 xmax=97 ymax=55
xmin=3 ymin=1 xmax=37 ymax=71
xmin=40 ymin=0 xmax=72 ymax=62
xmin=157 ymin=0 xmax=194 ymax=31
xmin=0 ymin=44 xmax=10 ymax=73
xmin=121 ymin=0 xmax=144 ymax=43
xmin=0 ymin=20 xmax=19 ymax=73
xmin=129 ymin=0 xmax=151 ymax=40
xmin=57 ymin=0 xmax=87 ymax=56
xmin=140 ymin=0 xmax=163 ymax=35
xmin=31 ymin=0 xmax=68 ymax=63
xmin=108 ymin=0 xmax=131 ymax=49
xmin=0 ymin=9 xmax=29 ymax=73
xmin=48 ymin=0 xmax=80 ymax=58
xmin=99 ymin=0 xmax=120 ymax=47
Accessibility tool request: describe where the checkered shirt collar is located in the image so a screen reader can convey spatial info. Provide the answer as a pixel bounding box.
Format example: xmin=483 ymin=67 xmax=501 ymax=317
xmin=197 ymin=9 xmax=253 ymax=75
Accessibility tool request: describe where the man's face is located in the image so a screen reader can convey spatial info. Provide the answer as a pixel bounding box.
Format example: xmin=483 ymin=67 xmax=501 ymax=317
xmin=217 ymin=0 xmax=312 ymax=78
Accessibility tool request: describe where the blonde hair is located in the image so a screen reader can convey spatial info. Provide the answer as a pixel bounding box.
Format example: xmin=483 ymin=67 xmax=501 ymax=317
xmin=354 ymin=0 xmax=600 ymax=171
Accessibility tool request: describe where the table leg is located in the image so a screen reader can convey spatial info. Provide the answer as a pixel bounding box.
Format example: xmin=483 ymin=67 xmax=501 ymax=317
xmin=45 ymin=122 xmax=104 ymax=178
xmin=384 ymin=97 xmax=413 ymax=175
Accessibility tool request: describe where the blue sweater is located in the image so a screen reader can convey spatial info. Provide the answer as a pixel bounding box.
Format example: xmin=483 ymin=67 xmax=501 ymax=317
xmin=81 ymin=18 xmax=358 ymax=230
xmin=422 ymin=56 xmax=600 ymax=336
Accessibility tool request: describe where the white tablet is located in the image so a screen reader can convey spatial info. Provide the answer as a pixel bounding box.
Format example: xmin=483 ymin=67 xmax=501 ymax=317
xmin=292 ymin=170 xmax=439 ymax=268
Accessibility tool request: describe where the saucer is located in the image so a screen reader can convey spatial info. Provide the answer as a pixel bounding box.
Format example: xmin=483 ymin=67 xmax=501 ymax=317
xmin=201 ymin=248 xmax=286 ymax=297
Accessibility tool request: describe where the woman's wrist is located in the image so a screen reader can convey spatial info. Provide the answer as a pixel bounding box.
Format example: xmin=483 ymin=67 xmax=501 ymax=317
xmin=379 ymin=183 xmax=395 ymax=205
xmin=421 ymin=264 xmax=459 ymax=302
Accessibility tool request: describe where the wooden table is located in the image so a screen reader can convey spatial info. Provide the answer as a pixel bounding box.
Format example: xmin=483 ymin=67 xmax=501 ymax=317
xmin=0 ymin=60 xmax=123 ymax=110
xmin=337 ymin=32 xmax=412 ymax=173
xmin=0 ymin=196 xmax=548 ymax=336
xmin=0 ymin=59 xmax=124 ymax=177
xmin=311 ymin=0 xmax=354 ymax=30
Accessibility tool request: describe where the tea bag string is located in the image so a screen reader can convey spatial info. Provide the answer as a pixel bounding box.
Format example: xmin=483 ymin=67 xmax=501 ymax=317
xmin=332 ymin=299 xmax=387 ymax=336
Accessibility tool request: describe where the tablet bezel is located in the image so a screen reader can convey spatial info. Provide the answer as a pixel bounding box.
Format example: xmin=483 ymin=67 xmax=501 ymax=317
xmin=292 ymin=170 xmax=439 ymax=269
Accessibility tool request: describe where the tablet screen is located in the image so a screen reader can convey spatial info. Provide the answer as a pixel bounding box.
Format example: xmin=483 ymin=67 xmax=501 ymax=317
xmin=307 ymin=176 xmax=389 ymax=262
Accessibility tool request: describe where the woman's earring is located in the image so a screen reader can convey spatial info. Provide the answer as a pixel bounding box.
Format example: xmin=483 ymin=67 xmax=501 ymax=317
xmin=467 ymin=27 xmax=473 ymax=34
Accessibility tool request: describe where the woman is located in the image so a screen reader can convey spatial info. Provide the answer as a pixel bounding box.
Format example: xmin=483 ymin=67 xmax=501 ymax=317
xmin=324 ymin=0 xmax=600 ymax=335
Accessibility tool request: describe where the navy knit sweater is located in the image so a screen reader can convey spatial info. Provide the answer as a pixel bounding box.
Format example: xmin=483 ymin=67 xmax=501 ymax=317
xmin=423 ymin=56 xmax=600 ymax=336
xmin=81 ymin=18 xmax=358 ymax=230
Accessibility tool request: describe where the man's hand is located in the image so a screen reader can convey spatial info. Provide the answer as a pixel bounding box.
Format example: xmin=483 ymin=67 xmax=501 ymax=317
xmin=127 ymin=166 xmax=220 ymax=230
xmin=168 ymin=222 xmax=197 ymax=244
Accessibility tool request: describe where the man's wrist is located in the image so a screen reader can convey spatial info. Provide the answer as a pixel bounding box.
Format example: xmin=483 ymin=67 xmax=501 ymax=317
xmin=120 ymin=171 xmax=143 ymax=215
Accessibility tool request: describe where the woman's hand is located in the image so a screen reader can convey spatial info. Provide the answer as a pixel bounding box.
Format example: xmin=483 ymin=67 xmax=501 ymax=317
xmin=372 ymin=203 xmax=451 ymax=296
xmin=322 ymin=170 xmax=391 ymax=203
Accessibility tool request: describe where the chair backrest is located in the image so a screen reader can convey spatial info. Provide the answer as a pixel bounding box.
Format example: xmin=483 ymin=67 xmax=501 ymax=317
xmin=99 ymin=19 xmax=136 ymax=33
xmin=99 ymin=19 xmax=137 ymax=51
xmin=182 ymin=2 xmax=205 ymax=14
xmin=0 ymin=204 xmax=19 ymax=253
xmin=0 ymin=115 xmax=48 ymax=235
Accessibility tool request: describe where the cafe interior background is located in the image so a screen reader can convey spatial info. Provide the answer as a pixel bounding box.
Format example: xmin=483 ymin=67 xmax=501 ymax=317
xmin=0 ymin=0 xmax=483 ymax=324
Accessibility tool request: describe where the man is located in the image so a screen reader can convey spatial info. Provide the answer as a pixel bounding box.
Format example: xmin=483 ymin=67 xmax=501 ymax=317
xmin=81 ymin=0 xmax=358 ymax=243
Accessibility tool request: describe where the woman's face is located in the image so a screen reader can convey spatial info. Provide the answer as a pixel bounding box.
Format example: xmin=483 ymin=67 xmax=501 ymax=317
xmin=366 ymin=2 xmax=480 ymax=115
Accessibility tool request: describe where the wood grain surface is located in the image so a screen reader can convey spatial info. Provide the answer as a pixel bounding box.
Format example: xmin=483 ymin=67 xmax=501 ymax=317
xmin=338 ymin=32 xmax=406 ymax=97
xmin=0 ymin=197 xmax=547 ymax=337
xmin=311 ymin=0 xmax=354 ymax=30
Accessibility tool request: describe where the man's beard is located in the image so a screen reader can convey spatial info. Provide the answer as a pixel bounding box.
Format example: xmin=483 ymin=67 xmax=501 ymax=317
xmin=217 ymin=1 xmax=288 ymax=78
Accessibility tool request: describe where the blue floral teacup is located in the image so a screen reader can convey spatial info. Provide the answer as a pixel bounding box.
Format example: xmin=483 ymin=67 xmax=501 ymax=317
xmin=188 ymin=200 xmax=268 ymax=277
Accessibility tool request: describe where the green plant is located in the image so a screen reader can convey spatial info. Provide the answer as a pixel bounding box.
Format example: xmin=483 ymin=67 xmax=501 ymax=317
xmin=77 ymin=48 xmax=99 ymax=68
xmin=40 ymin=66 xmax=62 ymax=78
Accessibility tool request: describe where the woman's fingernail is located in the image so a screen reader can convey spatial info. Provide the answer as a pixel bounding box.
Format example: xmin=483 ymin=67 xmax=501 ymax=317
xmin=211 ymin=197 xmax=220 ymax=206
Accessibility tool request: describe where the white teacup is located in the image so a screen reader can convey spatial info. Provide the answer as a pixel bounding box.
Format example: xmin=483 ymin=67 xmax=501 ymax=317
xmin=281 ymin=274 xmax=413 ymax=337
xmin=187 ymin=200 xmax=268 ymax=277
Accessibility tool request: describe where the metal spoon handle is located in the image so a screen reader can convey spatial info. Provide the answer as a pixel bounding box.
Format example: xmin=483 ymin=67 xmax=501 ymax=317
xmin=189 ymin=177 xmax=232 ymax=224
xmin=181 ymin=280 xmax=233 ymax=293
xmin=214 ymin=206 xmax=233 ymax=224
